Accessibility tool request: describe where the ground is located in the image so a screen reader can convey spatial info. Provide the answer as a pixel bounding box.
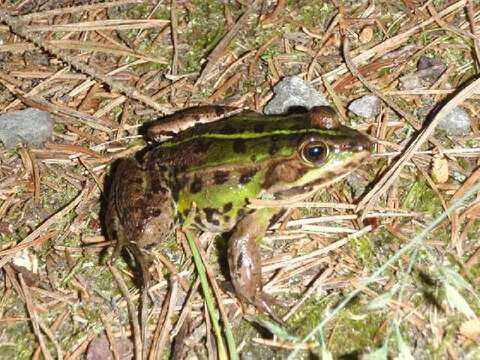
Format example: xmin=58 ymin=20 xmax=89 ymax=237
xmin=0 ymin=1 xmax=479 ymax=359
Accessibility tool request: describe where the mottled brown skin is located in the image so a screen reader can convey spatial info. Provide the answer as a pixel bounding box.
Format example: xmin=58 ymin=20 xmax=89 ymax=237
xmin=106 ymin=159 xmax=176 ymax=254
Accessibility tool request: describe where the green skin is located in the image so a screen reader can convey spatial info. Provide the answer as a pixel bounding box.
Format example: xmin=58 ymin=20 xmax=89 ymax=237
xmin=106 ymin=106 xmax=371 ymax=315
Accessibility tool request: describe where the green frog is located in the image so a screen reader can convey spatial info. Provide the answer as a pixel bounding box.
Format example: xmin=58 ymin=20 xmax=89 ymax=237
xmin=105 ymin=106 xmax=371 ymax=315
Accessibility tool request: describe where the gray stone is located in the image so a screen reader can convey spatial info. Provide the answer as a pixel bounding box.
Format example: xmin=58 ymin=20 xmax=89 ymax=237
xmin=437 ymin=106 xmax=471 ymax=136
xmin=417 ymin=56 xmax=446 ymax=83
xmin=263 ymin=76 xmax=329 ymax=115
xmin=0 ymin=108 xmax=54 ymax=148
xmin=348 ymin=95 xmax=380 ymax=118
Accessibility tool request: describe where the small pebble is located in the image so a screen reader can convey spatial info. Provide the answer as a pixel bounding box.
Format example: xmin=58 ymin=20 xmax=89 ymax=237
xmin=359 ymin=26 xmax=374 ymax=44
xmin=437 ymin=106 xmax=471 ymax=136
xmin=263 ymin=76 xmax=329 ymax=115
xmin=348 ymin=95 xmax=380 ymax=118
xmin=431 ymin=154 xmax=449 ymax=183
xmin=416 ymin=56 xmax=446 ymax=84
xmin=0 ymin=108 xmax=54 ymax=148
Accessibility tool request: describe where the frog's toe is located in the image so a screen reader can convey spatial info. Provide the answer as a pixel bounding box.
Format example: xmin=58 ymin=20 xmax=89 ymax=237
xmin=110 ymin=241 xmax=124 ymax=263
xmin=254 ymin=292 xmax=285 ymax=325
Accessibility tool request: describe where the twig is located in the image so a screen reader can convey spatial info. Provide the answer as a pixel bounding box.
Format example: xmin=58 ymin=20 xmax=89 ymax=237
xmin=33 ymin=309 xmax=69 ymax=360
xmin=19 ymin=274 xmax=54 ymax=360
xmin=170 ymin=0 xmax=179 ymax=82
xmin=108 ymin=264 xmax=143 ymax=360
xmin=467 ymin=0 xmax=480 ymax=73
xmin=283 ymin=267 xmax=334 ymax=321
xmin=18 ymin=0 xmax=150 ymax=21
xmin=153 ymin=278 xmax=178 ymax=359
xmin=196 ymin=0 xmax=263 ymax=85
xmin=100 ymin=314 xmax=121 ymax=360
xmin=342 ymin=35 xmax=420 ymax=130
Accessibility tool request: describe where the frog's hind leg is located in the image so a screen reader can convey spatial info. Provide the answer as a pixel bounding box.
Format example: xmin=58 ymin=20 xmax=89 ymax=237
xmin=105 ymin=158 xmax=152 ymax=358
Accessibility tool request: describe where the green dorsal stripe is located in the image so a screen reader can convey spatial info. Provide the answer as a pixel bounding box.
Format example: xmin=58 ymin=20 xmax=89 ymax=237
xmin=159 ymin=128 xmax=340 ymax=148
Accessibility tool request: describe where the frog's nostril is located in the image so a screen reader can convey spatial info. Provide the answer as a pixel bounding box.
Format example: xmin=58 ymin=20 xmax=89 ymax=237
xmin=355 ymin=135 xmax=373 ymax=152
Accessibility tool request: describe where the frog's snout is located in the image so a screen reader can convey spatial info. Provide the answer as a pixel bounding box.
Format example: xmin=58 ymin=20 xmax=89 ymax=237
xmin=339 ymin=132 xmax=372 ymax=153
xmin=354 ymin=133 xmax=373 ymax=153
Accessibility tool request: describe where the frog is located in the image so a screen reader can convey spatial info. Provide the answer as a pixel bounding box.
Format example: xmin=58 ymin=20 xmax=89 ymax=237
xmin=105 ymin=105 xmax=371 ymax=316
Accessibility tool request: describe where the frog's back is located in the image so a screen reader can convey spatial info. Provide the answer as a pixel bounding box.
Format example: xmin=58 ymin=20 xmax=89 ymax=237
xmin=145 ymin=113 xmax=311 ymax=233
xmin=145 ymin=107 xmax=370 ymax=233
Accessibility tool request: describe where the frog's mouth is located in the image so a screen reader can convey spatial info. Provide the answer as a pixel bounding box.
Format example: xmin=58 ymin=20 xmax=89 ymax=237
xmin=273 ymin=149 xmax=370 ymax=200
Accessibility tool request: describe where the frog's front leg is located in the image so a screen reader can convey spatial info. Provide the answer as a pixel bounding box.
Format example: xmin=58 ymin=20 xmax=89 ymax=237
xmin=228 ymin=208 xmax=278 ymax=315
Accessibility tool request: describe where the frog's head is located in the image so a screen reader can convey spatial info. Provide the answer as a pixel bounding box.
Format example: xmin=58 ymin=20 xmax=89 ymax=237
xmin=263 ymin=106 xmax=372 ymax=197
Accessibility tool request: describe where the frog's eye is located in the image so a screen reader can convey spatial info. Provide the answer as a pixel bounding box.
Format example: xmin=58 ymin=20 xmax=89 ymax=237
xmin=300 ymin=141 xmax=329 ymax=165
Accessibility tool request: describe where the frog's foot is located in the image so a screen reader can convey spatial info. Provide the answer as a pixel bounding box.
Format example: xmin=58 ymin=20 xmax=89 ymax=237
xmin=124 ymin=243 xmax=152 ymax=289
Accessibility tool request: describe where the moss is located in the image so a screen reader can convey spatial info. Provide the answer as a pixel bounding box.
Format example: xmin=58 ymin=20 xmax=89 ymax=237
xmin=0 ymin=322 xmax=35 ymax=359
xmin=349 ymin=235 xmax=377 ymax=268
xmin=181 ymin=1 xmax=226 ymax=73
xmin=402 ymin=178 xmax=443 ymax=218
xmin=457 ymin=158 xmax=470 ymax=171
xmin=287 ymin=1 xmax=333 ymax=27
xmin=288 ymin=295 xmax=386 ymax=357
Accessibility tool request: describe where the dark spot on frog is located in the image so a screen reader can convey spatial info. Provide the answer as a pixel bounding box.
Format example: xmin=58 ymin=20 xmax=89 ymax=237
xmin=269 ymin=141 xmax=280 ymax=155
xmin=222 ymin=202 xmax=233 ymax=213
xmin=222 ymin=124 xmax=236 ymax=134
xmin=236 ymin=208 xmax=246 ymax=220
xmin=190 ymin=178 xmax=203 ymax=193
xmin=203 ymin=207 xmax=219 ymax=224
xmin=150 ymin=178 xmax=167 ymax=194
xmin=215 ymin=107 xmax=226 ymax=116
xmin=148 ymin=208 xmax=162 ymax=217
xmin=214 ymin=171 xmax=229 ymax=185
xmin=144 ymin=243 xmax=157 ymax=250
xmin=268 ymin=209 xmax=286 ymax=227
xmin=253 ymin=123 xmax=265 ymax=133
xmin=194 ymin=215 xmax=204 ymax=227
xmin=175 ymin=213 xmax=182 ymax=223
xmin=171 ymin=188 xmax=179 ymax=202
xmin=250 ymin=154 xmax=257 ymax=162
xmin=239 ymin=170 xmax=257 ymax=184
xmin=236 ymin=252 xmax=245 ymax=270
xmin=223 ymin=215 xmax=230 ymax=223
xmin=182 ymin=209 xmax=190 ymax=218
xmin=195 ymin=139 xmax=212 ymax=153
xmin=233 ymin=139 xmax=246 ymax=153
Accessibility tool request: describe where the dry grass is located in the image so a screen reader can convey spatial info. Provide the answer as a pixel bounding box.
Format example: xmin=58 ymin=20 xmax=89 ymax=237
xmin=0 ymin=0 xmax=479 ymax=359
